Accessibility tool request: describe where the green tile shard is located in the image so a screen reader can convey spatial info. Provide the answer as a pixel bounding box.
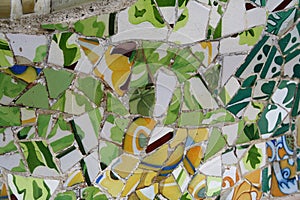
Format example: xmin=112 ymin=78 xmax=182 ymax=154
xmin=0 ymin=106 xmax=21 ymax=126
xmin=16 ymin=83 xmax=49 ymax=109
xmin=44 ymin=68 xmax=75 ymax=99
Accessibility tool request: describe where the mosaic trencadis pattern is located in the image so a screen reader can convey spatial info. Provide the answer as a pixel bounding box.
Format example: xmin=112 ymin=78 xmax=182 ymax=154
xmin=0 ymin=0 xmax=300 ymax=199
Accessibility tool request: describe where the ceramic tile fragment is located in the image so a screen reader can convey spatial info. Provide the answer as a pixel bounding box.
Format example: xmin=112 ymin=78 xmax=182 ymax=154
xmin=136 ymin=183 xmax=158 ymax=199
xmin=226 ymin=78 xmax=254 ymax=116
xmin=58 ymin=147 xmax=83 ymax=173
xmin=106 ymin=92 xmax=129 ymax=116
xmin=74 ymin=13 xmax=116 ymax=38
xmin=6 ymin=33 xmax=48 ymax=64
xmin=0 ymin=33 xmax=14 ymax=67
xmin=171 ymin=48 xmax=201 ymax=83
xmin=222 ymin=121 xmax=244 ymax=146
xmin=74 ymin=108 xmax=102 ymax=153
xmin=258 ymin=104 xmax=289 ymax=138
xmin=129 ymin=84 xmax=155 ymax=116
xmin=41 ymin=22 xmax=68 ymax=31
xmin=77 ymin=37 xmax=105 ymax=66
xmin=243 ymin=101 xmax=264 ymax=122
xmin=265 ymin=0 xmax=298 ymax=11
xmin=183 ymin=76 xmax=218 ymax=110
xmin=188 ymin=173 xmax=206 ymax=199
xmin=0 ymin=153 xmax=25 ymax=172
xmin=169 ymin=0 xmax=210 ymax=44
xmin=220 ymin=26 xmax=264 ymax=54
xmin=7 ymin=174 xmax=59 ymax=200
xmin=185 ymin=128 xmax=209 ymax=147
xmin=222 ymin=55 xmax=247 ymax=86
xmin=96 ymin=170 xmax=124 ymax=197
xmin=266 ymin=8 xmax=298 ymax=36
xmin=48 ymin=32 xmax=81 ymax=68
xmin=183 ymin=145 xmax=202 ymax=175
xmin=178 ymin=111 xmax=204 ymax=127
xmin=159 ymin=144 xmax=183 ymax=177
xmin=235 ymin=35 xmax=276 ymax=79
xmin=171 ymin=128 xmax=187 ymax=148
xmin=253 ymin=79 xmax=276 ymax=100
xmin=240 ymin=143 xmax=266 ymax=175
xmin=63 ymin=170 xmax=84 ymax=188
xmin=20 ymin=140 xmax=59 ymax=176
xmin=5 ymin=65 xmax=42 ymax=83
xmin=51 ymin=89 xmax=93 ymax=115
xmin=222 ymin=166 xmax=240 ymax=189
xmin=202 ymin=108 xmax=235 ymax=125
xmin=153 ymin=68 xmax=177 ymax=118
xmin=204 ymin=63 xmax=221 ymax=92
xmin=230 ymin=180 xmax=262 ymax=200
xmin=278 ymin=22 xmax=299 ymax=55
xmin=83 ymin=151 xmax=101 ymax=183
xmin=49 ymin=124 xmax=74 ymax=155
xmin=159 ymin=175 xmax=182 ymax=199
xmin=16 ymin=83 xmax=49 ymax=109
xmin=206 ymin=176 xmax=222 ymax=197
xmin=99 ymin=141 xmax=121 ymax=170
xmin=81 ymin=186 xmax=108 ymax=200
xmin=204 ymin=0 xmax=227 ymax=40
xmin=190 ymin=41 xmax=219 ymax=68
xmin=112 ymin=154 xmax=139 ymax=179
xmin=0 ymin=72 xmax=27 ymax=105
xmin=139 ymin=144 xmax=169 ymax=171
xmin=54 ymin=191 xmax=77 ymax=200
xmin=101 ymin=114 xmax=129 ymax=144
xmin=172 ymin=165 xmax=190 ymax=192
xmin=0 ymin=0 xmax=11 ymax=19
xmin=271 ymin=158 xmax=298 ymax=196
xmin=113 ymin=1 xmax=169 ymax=42
xmin=0 ymin=106 xmax=21 ymax=126
xmin=76 ymin=77 xmax=103 ymax=106
xmin=147 ymin=126 xmax=174 ymax=154
xmin=199 ymin=155 xmax=222 ymax=176
xmin=0 ymin=128 xmax=17 ymax=155
xmin=44 ymin=67 xmax=75 ymax=99
xmin=163 ymin=87 xmax=181 ymax=125
xmin=267 ymin=135 xmax=294 ymax=162
xmin=204 ymin=128 xmax=226 ymax=161
xmin=219 ymin=76 xmax=241 ymax=105
xmin=271 ymin=80 xmax=297 ymax=112
xmin=0 ymin=182 xmax=9 ymax=200
xmin=16 ymin=124 xmax=36 ymax=140
xmin=123 ymin=117 xmax=156 ymax=155
xmin=222 ymin=0 xmax=266 ymax=37
xmin=94 ymin=42 xmax=136 ymax=96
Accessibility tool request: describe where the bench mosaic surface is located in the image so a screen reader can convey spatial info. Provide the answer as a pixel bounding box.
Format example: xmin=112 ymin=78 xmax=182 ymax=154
xmin=0 ymin=0 xmax=299 ymax=199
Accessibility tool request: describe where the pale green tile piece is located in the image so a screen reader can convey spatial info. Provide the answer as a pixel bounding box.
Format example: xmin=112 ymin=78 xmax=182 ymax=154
xmin=204 ymin=128 xmax=226 ymax=161
xmin=99 ymin=141 xmax=121 ymax=170
xmin=0 ymin=106 xmax=21 ymax=126
xmin=107 ymin=92 xmax=129 ymax=116
xmin=44 ymin=68 xmax=75 ymax=99
xmin=76 ymin=76 xmax=103 ymax=106
xmin=54 ymin=191 xmax=76 ymax=200
xmin=16 ymin=84 xmax=49 ymax=109
xmin=178 ymin=111 xmax=204 ymax=127
xmin=0 ymin=72 xmax=27 ymax=105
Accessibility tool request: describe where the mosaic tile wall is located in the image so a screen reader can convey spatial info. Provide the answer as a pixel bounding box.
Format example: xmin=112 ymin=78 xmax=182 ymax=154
xmin=0 ymin=0 xmax=300 ymax=199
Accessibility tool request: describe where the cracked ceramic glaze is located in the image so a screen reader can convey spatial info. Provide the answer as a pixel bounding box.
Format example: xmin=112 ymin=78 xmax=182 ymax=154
xmin=0 ymin=0 xmax=299 ymax=199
